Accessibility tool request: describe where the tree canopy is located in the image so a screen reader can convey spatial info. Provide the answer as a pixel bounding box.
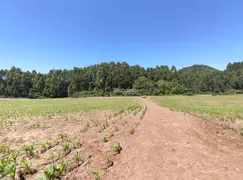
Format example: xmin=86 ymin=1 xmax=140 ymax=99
xmin=0 ymin=61 xmax=243 ymax=98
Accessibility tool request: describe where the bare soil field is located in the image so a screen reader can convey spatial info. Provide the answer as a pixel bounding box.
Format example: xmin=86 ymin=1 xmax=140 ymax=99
xmin=0 ymin=98 xmax=144 ymax=180
xmin=104 ymin=98 xmax=243 ymax=180
xmin=1 ymin=97 xmax=243 ymax=180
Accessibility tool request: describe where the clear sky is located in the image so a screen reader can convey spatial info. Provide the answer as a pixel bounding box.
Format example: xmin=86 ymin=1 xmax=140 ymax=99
xmin=0 ymin=0 xmax=243 ymax=72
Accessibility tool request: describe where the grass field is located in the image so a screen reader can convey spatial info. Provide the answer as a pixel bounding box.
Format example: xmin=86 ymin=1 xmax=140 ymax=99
xmin=152 ymin=95 xmax=243 ymax=123
xmin=0 ymin=97 xmax=145 ymax=180
xmin=0 ymin=97 xmax=139 ymax=120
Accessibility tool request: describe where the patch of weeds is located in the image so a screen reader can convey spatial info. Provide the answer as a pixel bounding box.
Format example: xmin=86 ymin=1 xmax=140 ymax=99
xmin=0 ymin=144 xmax=10 ymax=154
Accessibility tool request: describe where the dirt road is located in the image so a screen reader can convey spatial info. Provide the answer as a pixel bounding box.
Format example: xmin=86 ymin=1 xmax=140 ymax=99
xmin=104 ymin=98 xmax=243 ymax=180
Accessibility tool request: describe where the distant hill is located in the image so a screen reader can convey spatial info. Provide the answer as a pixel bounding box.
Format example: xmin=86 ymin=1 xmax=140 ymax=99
xmin=178 ymin=65 xmax=220 ymax=92
xmin=179 ymin=65 xmax=219 ymax=74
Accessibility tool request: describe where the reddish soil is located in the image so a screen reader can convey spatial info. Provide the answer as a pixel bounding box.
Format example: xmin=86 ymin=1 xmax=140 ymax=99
xmin=2 ymin=97 xmax=243 ymax=180
xmin=103 ymin=98 xmax=243 ymax=180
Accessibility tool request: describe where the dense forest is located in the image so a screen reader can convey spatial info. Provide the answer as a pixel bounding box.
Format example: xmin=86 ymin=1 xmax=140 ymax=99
xmin=0 ymin=61 xmax=243 ymax=98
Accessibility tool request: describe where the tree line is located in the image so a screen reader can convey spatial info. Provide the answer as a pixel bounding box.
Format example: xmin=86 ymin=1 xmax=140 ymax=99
xmin=0 ymin=61 xmax=243 ymax=98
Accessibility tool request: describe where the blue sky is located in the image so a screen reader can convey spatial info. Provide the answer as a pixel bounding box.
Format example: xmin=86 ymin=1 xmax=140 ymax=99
xmin=0 ymin=0 xmax=243 ymax=72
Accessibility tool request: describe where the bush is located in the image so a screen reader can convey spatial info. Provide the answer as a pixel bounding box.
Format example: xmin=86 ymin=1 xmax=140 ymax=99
xmin=222 ymin=89 xmax=243 ymax=95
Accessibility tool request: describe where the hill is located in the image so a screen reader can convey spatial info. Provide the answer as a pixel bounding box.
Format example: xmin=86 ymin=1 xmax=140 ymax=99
xmin=179 ymin=65 xmax=219 ymax=74
xmin=178 ymin=65 xmax=220 ymax=93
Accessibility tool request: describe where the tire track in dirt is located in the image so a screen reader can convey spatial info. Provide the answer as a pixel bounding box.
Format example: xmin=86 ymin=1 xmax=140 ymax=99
xmin=104 ymin=98 xmax=243 ymax=180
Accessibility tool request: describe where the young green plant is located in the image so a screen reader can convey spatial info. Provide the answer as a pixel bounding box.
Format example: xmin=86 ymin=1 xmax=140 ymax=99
xmin=62 ymin=142 xmax=71 ymax=155
xmin=129 ymin=125 xmax=135 ymax=134
xmin=74 ymin=151 xmax=81 ymax=166
xmin=113 ymin=141 xmax=122 ymax=154
xmin=92 ymin=170 xmax=101 ymax=180
xmin=21 ymin=158 xmax=32 ymax=175
xmin=8 ymin=163 xmax=17 ymax=180
xmin=23 ymin=143 xmax=36 ymax=157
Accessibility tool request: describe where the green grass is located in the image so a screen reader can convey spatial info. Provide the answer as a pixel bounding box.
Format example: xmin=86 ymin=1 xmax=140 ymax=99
xmin=0 ymin=98 xmax=140 ymax=120
xmin=152 ymin=95 xmax=243 ymax=121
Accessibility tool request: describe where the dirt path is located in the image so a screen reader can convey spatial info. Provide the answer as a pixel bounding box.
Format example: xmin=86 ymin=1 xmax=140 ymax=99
xmin=104 ymin=98 xmax=243 ymax=180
